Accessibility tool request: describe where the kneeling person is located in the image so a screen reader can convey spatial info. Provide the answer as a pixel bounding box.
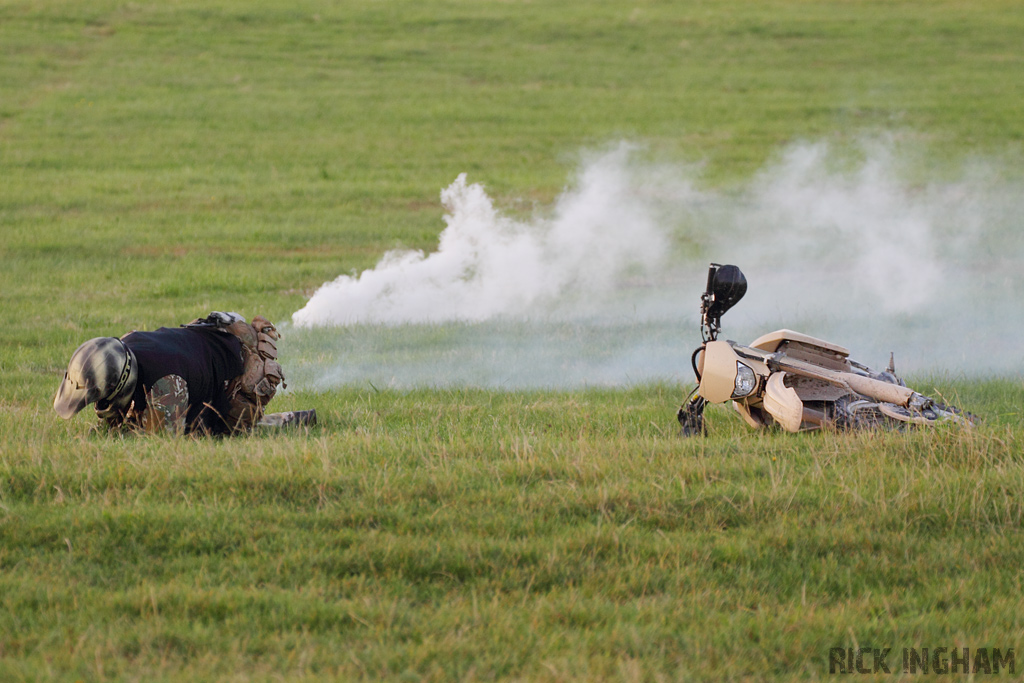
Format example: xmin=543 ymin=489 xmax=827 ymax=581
xmin=54 ymin=312 xmax=285 ymax=435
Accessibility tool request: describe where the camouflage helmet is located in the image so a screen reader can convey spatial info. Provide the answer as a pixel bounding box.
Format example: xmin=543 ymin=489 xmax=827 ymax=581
xmin=54 ymin=337 xmax=138 ymax=419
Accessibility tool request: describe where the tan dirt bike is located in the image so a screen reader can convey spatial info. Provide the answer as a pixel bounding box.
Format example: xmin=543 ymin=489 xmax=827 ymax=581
xmin=677 ymin=264 xmax=976 ymax=436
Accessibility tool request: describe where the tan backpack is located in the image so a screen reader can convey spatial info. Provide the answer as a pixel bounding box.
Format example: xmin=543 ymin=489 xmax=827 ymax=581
xmin=223 ymin=315 xmax=285 ymax=432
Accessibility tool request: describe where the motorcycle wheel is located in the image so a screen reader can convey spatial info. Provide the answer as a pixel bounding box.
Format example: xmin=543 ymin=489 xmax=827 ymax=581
xmin=879 ymin=401 xmax=977 ymax=427
xmin=834 ymin=396 xmax=977 ymax=430
xmin=831 ymin=396 xmax=902 ymax=431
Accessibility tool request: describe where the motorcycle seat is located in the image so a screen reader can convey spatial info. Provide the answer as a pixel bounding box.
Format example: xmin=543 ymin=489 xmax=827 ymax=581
xmin=749 ymin=329 xmax=849 ymax=357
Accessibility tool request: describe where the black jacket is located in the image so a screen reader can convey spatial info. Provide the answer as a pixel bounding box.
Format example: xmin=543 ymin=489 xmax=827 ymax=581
xmin=122 ymin=327 xmax=243 ymax=434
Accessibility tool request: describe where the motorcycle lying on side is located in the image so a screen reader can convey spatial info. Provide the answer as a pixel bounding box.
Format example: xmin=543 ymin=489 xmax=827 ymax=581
xmin=678 ymin=264 xmax=976 ymax=436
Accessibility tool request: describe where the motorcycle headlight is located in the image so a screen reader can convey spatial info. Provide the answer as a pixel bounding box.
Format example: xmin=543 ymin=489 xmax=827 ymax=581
xmin=732 ymin=362 xmax=757 ymax=398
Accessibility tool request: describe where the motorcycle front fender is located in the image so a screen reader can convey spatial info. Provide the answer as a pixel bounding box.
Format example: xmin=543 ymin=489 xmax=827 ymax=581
xmin=762 ymin=372 xmax=830 ymax=432
xmin=734 ymin=402 xmax=768 ymax=429
xmin=763 ymin=372 xmax=806 ymax=433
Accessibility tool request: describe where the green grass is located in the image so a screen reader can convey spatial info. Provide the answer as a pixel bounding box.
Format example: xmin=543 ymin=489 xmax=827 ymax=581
xmin=4 ymin=385 xmax=1024 ymax=680
xmin=3 ymin=0 xmax=1024 ymax=679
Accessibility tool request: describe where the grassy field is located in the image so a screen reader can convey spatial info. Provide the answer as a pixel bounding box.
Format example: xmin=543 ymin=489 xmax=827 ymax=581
xmin=3 ymin=0 xmax=1024 ymax=680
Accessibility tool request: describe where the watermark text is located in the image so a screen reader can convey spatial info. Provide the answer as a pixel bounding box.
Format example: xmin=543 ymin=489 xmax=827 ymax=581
xmin=829 ymin=647 xmax=1014 ymax=675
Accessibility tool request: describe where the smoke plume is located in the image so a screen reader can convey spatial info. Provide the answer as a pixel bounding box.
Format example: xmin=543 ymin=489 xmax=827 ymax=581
xmin=292 ymin=146 xmax=687 ymax=325
xmin=288 ymin=140 xmax=1024 ymax=389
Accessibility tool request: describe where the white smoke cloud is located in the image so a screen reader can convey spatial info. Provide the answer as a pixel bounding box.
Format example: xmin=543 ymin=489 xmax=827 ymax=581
xmin=287 ymin=140 xmax=1024 ymax=389
xmin=750 ymin=141 xmax=943 ymax=313
xmin=293 ymin=145 xmax=689 ymax=326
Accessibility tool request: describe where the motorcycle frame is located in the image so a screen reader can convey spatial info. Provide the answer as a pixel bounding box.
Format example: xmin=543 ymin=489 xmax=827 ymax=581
xmin=729 ymin=343 xmax=918 ymax=407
